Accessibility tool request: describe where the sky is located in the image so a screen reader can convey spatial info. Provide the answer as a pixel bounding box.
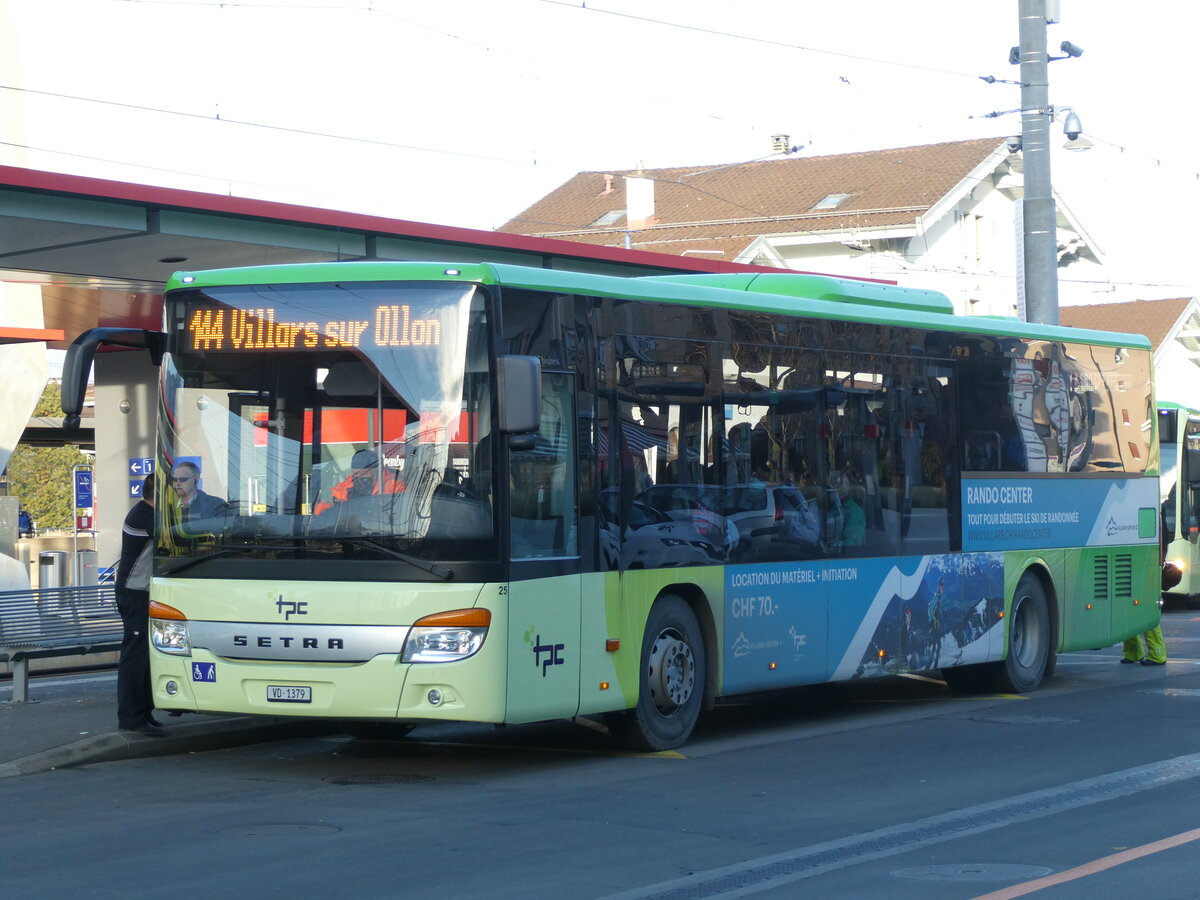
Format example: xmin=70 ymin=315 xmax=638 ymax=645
xmin=2 ymin=0 xmax=1197 ymax=303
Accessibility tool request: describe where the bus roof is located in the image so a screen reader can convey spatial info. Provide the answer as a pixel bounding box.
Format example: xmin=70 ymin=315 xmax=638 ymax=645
xmin=166 ymin=260 xmax=1152 ymax=351
xmin=1159 ymin=401 xmax=1200 ymax=415
xmin=639 ymin=272 xmax=955 ymax=316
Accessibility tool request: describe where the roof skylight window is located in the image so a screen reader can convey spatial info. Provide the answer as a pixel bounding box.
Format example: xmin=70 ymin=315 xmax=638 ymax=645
xmin=589 ymin=210 xmax=626 ymax=227
xmin=812 ymin=193 xmax=852 ymax=211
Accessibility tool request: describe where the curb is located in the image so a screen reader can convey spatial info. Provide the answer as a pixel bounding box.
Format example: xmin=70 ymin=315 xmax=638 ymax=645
xmin=0 ymin=716 xmax=341 ymax=778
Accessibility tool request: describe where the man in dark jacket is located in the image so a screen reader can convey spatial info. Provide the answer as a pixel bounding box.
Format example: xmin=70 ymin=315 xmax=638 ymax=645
xmin=116 ymin=474 xmax=164 ymax=735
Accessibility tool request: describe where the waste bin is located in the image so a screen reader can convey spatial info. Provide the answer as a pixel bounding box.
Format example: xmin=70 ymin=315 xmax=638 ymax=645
xmin=77 ymin=549 xmax=98 ymax=586
xmin=38 ymin=551 xmax=68 ymax=589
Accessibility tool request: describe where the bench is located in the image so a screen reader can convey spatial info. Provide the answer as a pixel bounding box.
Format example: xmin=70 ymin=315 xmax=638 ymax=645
xmin=0 ymin=585 xmax=121 ymax=702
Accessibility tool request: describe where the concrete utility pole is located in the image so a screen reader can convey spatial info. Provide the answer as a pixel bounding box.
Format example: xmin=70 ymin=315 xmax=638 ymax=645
xmin=1018 ymin=0 xmax=1059 ymax=325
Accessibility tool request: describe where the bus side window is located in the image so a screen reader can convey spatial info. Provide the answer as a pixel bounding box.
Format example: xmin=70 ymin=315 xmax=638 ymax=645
xmin=966 ymin=431 xmax=1001 ymax=471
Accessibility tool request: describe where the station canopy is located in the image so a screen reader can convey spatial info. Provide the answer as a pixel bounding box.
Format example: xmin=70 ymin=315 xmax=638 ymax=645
xmin=0 ymin=166 xmax=782 ymax=348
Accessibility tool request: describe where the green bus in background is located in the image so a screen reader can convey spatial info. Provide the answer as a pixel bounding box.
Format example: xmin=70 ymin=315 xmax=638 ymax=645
xmin=1158 ymin=402 xmax=1200 ymax=606
xmin=63 ymin=261 xmax=1162 ymax=749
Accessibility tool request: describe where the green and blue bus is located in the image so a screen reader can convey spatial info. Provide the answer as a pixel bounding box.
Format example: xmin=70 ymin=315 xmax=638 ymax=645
xmin=63 ymin=261 xmax=1162 ymax=749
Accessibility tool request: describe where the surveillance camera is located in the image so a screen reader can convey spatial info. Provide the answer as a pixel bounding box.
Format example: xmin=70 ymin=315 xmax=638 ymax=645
xmin=1062 ymin=110 xmax=1083 ymax=141
xmin=1005 ymin=136 xmax=1022 ymax=153
xmin=1059 ymin=41 xmax=1083 ymax=58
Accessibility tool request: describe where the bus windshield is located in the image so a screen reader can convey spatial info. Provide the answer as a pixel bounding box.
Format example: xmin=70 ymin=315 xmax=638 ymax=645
xmin=159 ymin=281 xmax=496 ymax=566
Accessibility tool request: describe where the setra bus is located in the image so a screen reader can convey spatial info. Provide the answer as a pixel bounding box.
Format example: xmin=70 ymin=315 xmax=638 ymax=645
xmin=62 ymin=261 xmax=1162 ymax=749
xmin=1157 ymin=402 xmax=1200 ymax=606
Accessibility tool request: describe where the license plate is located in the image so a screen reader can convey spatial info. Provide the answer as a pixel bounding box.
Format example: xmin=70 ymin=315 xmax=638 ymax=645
xmin=266 ymin=685 xmax=312 ymax=703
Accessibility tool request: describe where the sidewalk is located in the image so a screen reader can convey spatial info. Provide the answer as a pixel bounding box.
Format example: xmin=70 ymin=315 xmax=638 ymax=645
xmin=0 ymin=671 xmax=336 ymax=777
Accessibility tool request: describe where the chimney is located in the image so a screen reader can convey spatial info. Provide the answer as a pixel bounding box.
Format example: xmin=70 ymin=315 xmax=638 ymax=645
xmin=625 ymin=176 xmax=655 ymax=230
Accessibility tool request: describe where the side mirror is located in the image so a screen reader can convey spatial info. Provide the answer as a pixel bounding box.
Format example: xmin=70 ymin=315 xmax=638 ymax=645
xmin=507 ymin=432 xmax=538 ymax=451
xmin=61 ymin=328 xmax=167 ymax=427
xmin=1163 ymin=560 xmax=1183 ymax=591
xmin=497 ymin=355 xmax=541 ymax=446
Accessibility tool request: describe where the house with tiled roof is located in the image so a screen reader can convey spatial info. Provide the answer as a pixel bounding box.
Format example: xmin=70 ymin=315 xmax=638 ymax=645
xmin=1060 ymin=298 xmax=1200 ymax=407
xmin=499 ymin=138 xmax=1104 ymax=317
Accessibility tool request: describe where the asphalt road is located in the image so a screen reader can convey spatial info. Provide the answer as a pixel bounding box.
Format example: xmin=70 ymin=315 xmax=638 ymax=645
xmin=3 ymin=608 xmax=1200 ymax=900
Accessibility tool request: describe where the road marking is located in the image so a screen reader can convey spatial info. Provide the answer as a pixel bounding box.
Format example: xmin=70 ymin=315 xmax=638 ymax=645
xmin=599 ymin=753 xmax=1200 ymax=899
xmin=969 ymin=825 xmax=1200 ymax=899
xmin=1056 ymin=657 xmax=1200 ymax=666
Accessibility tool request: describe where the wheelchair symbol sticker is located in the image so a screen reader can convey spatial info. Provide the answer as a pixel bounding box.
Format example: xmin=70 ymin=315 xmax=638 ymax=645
xmin=192 ymin=662 xmax=216 ymax=682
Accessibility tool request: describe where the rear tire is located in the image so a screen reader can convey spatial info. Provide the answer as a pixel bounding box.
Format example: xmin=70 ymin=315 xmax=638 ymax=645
xmin=609 ymin=594 xmax=705 ymax=751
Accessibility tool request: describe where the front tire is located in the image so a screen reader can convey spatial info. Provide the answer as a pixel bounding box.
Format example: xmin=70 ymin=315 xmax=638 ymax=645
xmin=610 ymin=595 xmax=705 ymax=751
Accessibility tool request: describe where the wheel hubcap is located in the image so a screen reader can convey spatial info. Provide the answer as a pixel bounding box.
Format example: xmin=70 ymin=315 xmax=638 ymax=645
xmin=647 ymin=628 xmax=695 ymax=716
xmin=1012 ymin=596 xmax=1042 ymax=668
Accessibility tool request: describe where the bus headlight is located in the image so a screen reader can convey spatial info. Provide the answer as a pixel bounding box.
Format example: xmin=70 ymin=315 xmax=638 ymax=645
xmin=150 ymin=600 xmax=191 ymax=656
xmin=402 ymin=608 xmax=490 ymax=663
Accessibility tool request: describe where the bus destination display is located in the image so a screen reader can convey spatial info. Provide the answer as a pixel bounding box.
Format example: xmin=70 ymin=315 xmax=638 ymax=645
xmin=185 ymin=303 xmax=444 ymax=352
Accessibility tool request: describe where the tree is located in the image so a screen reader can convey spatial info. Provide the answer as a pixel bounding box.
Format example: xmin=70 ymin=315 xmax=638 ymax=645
xmin=33 ymin=379 xmax=63 ymax=417
xmin=5 ymin=381 xmax=90 ymax=532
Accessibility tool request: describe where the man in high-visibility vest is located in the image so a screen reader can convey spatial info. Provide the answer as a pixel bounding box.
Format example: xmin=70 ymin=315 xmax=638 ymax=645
xmin=1123 ymin=554 xmax=1177 ymax=666
xmin=1122 ymin=627 xmax=1166 ymax=666
xmin=314 ymin=448 xmax=404 ymax=514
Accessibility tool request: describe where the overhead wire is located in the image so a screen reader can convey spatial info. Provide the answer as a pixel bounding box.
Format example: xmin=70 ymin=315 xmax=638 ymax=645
xmin=1 ymin=0 xmax=1024 ymax=227
xmin=534 ymin=0 xmax=987 ymax=80
xmin=18 ymin=0 xmax=1196 ymax=187
xmin=0 ymin=84 xmax=534 ymax=167
xmin=7 ymin=0 xmax=1000 ymax=173
xmin=9 ymin=0 xmax=1198 ymax=248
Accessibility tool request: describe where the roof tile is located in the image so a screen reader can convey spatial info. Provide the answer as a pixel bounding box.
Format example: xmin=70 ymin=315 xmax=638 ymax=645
xmin=500 ymin=138 xmax=1008 ymax=259
xmin=1060 ymin=299 xmax=1193 ymax=349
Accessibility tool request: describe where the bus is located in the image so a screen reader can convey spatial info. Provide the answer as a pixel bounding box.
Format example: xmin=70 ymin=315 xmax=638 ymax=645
xmin=62 ymin=261 xmax=1162 ymax=750
xmin=1158 ymin=402 xmax=1200 ymax=606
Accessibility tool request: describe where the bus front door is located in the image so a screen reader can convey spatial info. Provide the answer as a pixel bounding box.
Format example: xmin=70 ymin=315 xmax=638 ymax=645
xmin=504 ymin=371 xmax=583 ymax=723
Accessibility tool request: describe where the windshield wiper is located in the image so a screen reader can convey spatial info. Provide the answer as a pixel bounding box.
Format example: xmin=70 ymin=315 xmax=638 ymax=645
xmin=158 ymin=539 xmax=453 ymax=580
xmin=158 ymin=548 xmax=240 ymax=576
xmin=158 ymin=541 xmax=304 ymax=575
xmin=341 ymin=537 xmax=453 ymax=579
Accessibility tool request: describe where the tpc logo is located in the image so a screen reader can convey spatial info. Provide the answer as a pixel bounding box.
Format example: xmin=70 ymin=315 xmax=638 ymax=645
xmin=524 ymin=626 xmax=564 ymax=676
xmin=277 ymin=596 xmax=309 ymax=620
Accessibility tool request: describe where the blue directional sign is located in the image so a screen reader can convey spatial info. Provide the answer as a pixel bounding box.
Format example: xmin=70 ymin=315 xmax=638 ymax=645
xmin=73 ymin=466 xmax=93 ymax=509
xmin=129 ymin=480 xmax=144 ymax=498
xmin=129 ymin=457 xmax=155 ymax=476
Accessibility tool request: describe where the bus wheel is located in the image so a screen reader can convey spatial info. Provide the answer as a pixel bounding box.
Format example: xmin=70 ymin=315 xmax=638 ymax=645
xmin=344 ymin=722 xmax=416 ymax=740
xmin=988 ymin=572 xmax=1051 ymax=693
xmin=611 ymin=595 xmax=705 ymax=752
